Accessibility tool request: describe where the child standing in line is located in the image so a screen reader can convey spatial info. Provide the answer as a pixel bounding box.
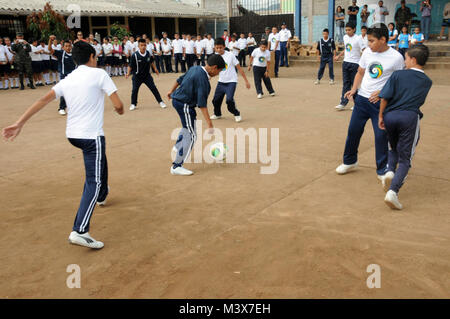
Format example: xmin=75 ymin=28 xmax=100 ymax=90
xmin=378 ymin=45 xmax=432 ymax=210
xmin=195 ymin=34 xmax=205 ymax=66
xmin=411 ymin=26 xmax=425 ymax=45
xmin=388 ymin=23 xmax=399 ymax=49
xmin=126 ymin=39 xmax=166 ymax=111
xmin=237 ymin=33 xmax=248 ymax=67
xmin=248 ymin=39 xmax=275 ymax=99
xmin=361 ymin=26 xmax=369 ymax=48
xmin=2 ymin=41 xmax=124 ymax=249
xmin=166 ymin=54 xmax=226 ymax=176
xmin=210 ymin=37 xmax=251 ymax=123
xmin=397 ymin=26 xmax=411 ymax=58
xmin=315 ymin=28 xmax=336 ymax=85
xmin=183 ymin=34 xmax=196 ymax=70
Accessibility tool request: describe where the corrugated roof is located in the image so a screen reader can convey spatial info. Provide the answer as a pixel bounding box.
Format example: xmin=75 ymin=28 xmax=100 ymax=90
xmin=0 ymin=0 xmax=224 ymax=18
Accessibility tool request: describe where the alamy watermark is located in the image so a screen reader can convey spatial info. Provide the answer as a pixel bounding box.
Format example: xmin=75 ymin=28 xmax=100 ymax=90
xmin=170 ymin=120 xmax=280 ymax=174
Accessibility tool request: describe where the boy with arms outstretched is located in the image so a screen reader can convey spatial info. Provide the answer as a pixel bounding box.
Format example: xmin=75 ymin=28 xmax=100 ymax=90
xmin=2 ymin=41 xmax=124 ymax=249
xmin=167 ymin=54 xmax=226 ymax=176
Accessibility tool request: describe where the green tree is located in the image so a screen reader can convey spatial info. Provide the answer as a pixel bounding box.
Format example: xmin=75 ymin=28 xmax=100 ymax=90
xmin=110 ymin=22 xmax=131 ymax=40
xmin=26 ymin=2 xmax=73 ymax=41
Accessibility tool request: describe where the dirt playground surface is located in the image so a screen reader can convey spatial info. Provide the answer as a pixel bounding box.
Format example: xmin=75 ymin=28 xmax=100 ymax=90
xmin=0 ymin=65 xmax=449 ymax=298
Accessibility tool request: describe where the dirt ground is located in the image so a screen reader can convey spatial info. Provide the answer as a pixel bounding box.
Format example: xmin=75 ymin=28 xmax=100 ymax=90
xmin=0 ymin=64 xmax=449 ymax=298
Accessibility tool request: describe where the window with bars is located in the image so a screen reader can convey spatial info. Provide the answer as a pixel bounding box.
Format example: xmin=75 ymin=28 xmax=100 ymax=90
xmin=0 ymin=16 xmax=26 ymax=38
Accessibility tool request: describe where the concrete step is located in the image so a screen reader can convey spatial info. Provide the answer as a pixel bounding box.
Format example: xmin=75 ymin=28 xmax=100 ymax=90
xmin=288 ymin=59 xmax=450 ymax=69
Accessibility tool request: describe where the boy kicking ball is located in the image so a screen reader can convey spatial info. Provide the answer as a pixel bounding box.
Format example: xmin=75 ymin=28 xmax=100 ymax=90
xmin=248 ymin=39 xmax=275 ymax=99
xmin=378 ymin=45 xmax=432 ymax=210
xmin=2 ymin=41 xmax=124 ymax=249
xmin=126 ymin=38 xmax=166 ymax=111
xmin=167 ymin=54 xmax=226 ymax=176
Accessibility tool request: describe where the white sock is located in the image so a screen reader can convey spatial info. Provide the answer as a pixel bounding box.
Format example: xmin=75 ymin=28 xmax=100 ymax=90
xmin=5 ymin=79 xmax=9 ymax=88
xmin=26 ymin=78 xmax=29 ymax=84
xmin=123 ymin=66 xmax=127 ymax=74
xmin=0 ymin=81 xmax=3 ymax=89
xmin=15 ymin=78 xmax=19 ymax=87
xmin=52 ymin=73 xmax=56 ymax=82
xmin=114 ymin=67 xmax=118 ymax=76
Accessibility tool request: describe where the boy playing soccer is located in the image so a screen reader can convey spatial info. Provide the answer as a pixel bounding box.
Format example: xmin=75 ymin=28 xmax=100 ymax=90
xmin=210 ymin=37 xmax=251 ymax=123
xmin=335 ymin=24 xmax=405 ymax=181
xmin=2 ymin=41 xmax=125 ymax=249
xmin=378 ymin=45 xmax=432 ymax=210
xmin=126 ymin=39 xmax=166 ymax=111
xmin=248 ymin=39 xmax=275 ymax=99
xmin=167 ymin=54 xmax=226 ymax=176
xmin=315 ymin=28 xmax=336 ymax=85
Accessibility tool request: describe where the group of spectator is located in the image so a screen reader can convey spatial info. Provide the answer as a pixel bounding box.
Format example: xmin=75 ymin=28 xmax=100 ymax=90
xmin=335 ymin=0 xmax=450 ymax=44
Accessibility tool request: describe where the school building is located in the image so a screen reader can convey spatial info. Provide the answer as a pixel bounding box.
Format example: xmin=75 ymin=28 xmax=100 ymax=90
xmin=0 ymin=0 xmax=223 ymax=40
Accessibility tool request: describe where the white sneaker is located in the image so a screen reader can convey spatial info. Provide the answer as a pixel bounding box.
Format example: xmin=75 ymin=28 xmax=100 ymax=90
xmin=314 ymin=79 xmax=320 ymax=85
xmin=336 ymin=162 xmax=358 ymax=175
xmin=129 ymin=104 xmax=137 ymax=111
xmin=270 ymin=92 xmax=276 ymax=97
xmin=384 ymin=190 xmax=403 ymax=210
xmin=210 ymin=114 xmax=221 ymax=120
xmin=68 ymin=231 xmax=104 ymax=249
xmin=170 ymin=166 xmax=193 ymax=176
xmin=257 ymin=94 xmax=263 ymax=99
xmin=58 ymin=109 xmax=66 ymax=116
xmin=235 ymin=115 xmax=242 ymax=123
xmin=379 ymin=171 xmax=395 ymax=192
xmin=329 ymin=80 xmax=335 ymax=85
xmin=335 ymin=104 xmax=346 ymax=111
xmin=159 ymin=101 xmax=167 ymax=108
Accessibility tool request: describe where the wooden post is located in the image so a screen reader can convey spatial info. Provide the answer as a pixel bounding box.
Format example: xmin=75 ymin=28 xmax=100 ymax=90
xmin=175 ymin=17 xmax=179 ymax=34
xmin=268 ymin=51 xmax=275 ymax=78
xmin=151 ymin=17 xmax=156 ymax=39
xmin=88 ymin=16 xmax=93 ymax=35
xmin=106 ymin=16 xmax=111 ymax=36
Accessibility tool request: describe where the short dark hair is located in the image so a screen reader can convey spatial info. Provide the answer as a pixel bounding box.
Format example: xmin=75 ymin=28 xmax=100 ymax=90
xmin=345 ymin=22 xmax=356 ymax=29
xmin=361 ymin=26 xmax=368 ymax=30
xmin=323 ymin=28 xmax=329 ymax=33
xmin=207 ymin=54 xmax=226 ymax=70
xmin=215 ymin=37 xmax=225 ymax=46
xmin=407 ymin=45 xmax=429 ymax=66
xmin=367 ymin=23 xmax=389 ymax=42
xmin=138 ymin=38 xmax=146 ymax=44
xmin=388 ymin=22 xmax=395 ymax=28
xmin=72 ymin=40 xmax=95 ymax=65
xmin=63 ymin=40 xmax=71 ymax=45
xmin=260 ymin=39 xmax=268 ymax=46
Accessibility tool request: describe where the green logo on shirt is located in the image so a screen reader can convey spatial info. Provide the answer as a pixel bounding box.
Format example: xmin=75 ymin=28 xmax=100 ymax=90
xmin=346 ymin=43 xmax=352 ymax=52
xmin=258 ymin=57 xmax=265 ymax=63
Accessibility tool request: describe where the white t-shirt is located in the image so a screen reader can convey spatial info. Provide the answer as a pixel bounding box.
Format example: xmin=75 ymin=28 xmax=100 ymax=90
xmin=361 ymin=34 xmax=369 ymax=49
xmin=51 ymin=44 xmax=61 ymax=60
xmin=0 ymin=45 xmax=7 ymax=62
xmin=153 ymin=42 xmax=161 ymax=54
xmin=279 ymin=28 xmax=292 ymax=42
xmin=205 ymin=38 xmax=215 ymax=55
xmin=184 ymin=40 xmax=195 ymax=54
xmin=343 ymin=34 xmax=366 ymax=64
xmin=228 ymin=41 xmax=239 ymax=56
xmin=94 ymin=43 xmax=103 ymax=56
xmin=172 ymin=39 xmax=184 ymax=54
xmin=268 ymin=33 xmax=280 ymax=51
xmin=146 ymin=43 xmax=154 ymax=56
xmin=247 ymin=37 xmax=256 ymax=47
xmin=4 ymin=45 xmax=14 ymax=61
xmin=161 ymin=42 xmax=172 ymax=55
xmin=373 ymin=6 xmax=388 ymax=23
xmin=217 ymin=50 xmax=239 ymax=83
xmin=251 ymin=48 xmax=271 ymax=67
xmin=237 ymin=38 xmax=248 ymax=50
xmin=102 ymin=43 xmax=113 ymax=56
xmin=358 ymin=47 xmax=405 ymax=98
xmin=38 ymin=44 xmax=50 ymax=60
xmin=30 ymin=45 xmax=42 ymax=61
xmin=195 ymin=40 xmax=205 ymax=54
xmin=52 ymin=65 xmax=118 ymax=139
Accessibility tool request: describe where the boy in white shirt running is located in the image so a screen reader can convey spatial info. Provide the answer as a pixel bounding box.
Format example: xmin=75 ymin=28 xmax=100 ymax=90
xmin=2 ymin=41 xmax=125 ymax=249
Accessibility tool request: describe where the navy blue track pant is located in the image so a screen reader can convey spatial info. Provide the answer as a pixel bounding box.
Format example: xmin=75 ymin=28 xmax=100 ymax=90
xmin=68 ymin=136 xmax=108 ymax=234
xmin=174 ymin=53 xmax=186 ymax=73
xmin=384 ymin=110 xmax=420 ymax=193
xmin=172 ymin=99 xmax=197 ymax=168
xmin=212 ymin=82 xmax=240 ymax=117
xmin=131 ymin=74 xmax=162 ymax=106
xmin=280 ymin=41 xmax=288 ymax=66
xmin=343 ymin=94 xmax=388 ymax=175
xmin=340 ymin=61 xmax=359 ymax=106
xmin=317 ymin=55 xmax=334 ymax=81
xmin=59 ymin=74 xmax=67 ymax=110
xmin=274 ymin=50 xmax=281 ymax=76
